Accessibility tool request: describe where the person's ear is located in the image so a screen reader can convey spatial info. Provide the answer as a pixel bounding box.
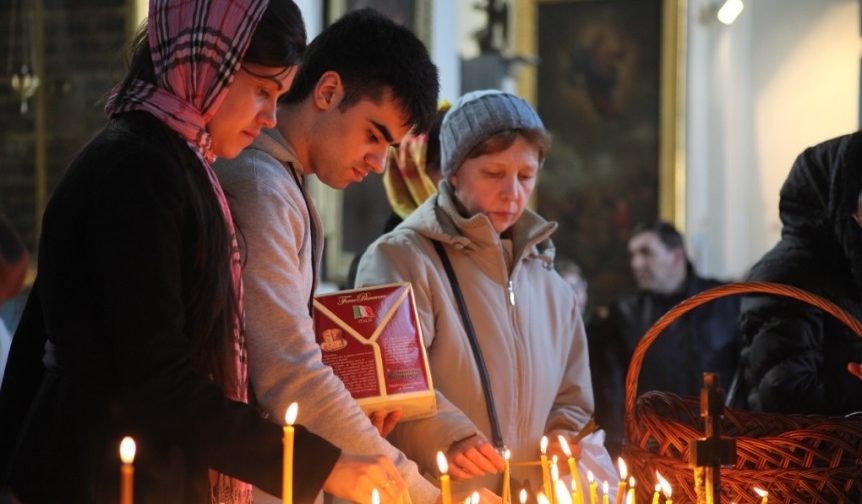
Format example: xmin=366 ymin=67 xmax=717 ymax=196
xmin=312 ymin=71 xmax=343 ymax=111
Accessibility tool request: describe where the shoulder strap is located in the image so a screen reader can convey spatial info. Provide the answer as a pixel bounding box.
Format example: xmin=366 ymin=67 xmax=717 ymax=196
xmin=431 ymin=239 xmax=505 ymax=449
xmin=287 ymin=162 xmax=317 ymax=316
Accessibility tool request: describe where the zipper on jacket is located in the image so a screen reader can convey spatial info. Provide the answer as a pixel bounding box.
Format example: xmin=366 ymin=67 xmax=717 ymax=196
xmin=507 ymin=280 xmax=516 ymax=306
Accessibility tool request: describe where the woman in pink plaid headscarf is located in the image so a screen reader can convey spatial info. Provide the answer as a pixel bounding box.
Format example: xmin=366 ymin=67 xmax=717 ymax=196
xmin=0 ymin=2 xmax=405 ymax=503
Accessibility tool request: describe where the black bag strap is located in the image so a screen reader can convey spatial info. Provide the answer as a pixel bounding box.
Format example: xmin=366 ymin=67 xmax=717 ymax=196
xmin=431 ymin=239 xmax=505 ymax=450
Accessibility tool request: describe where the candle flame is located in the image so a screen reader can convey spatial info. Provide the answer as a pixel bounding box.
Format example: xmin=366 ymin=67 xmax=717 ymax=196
xmin=754 ymin=487 xmax=768 ymax=498
xmin=372 ymin=489 xmax=380 ymax=504
xmin=587 ymin=470 xmax=594 ymax=483
xmin=555 ymin=480 xmax=573 ymax=504
xmin=471 ymin=491 xmax=480 ymax=504
xmin=285 ymin=402 xmax=298 ymax=425
xmin=558 ymin=435 xmax=572 ymax=457
xmin=436 ymin=451 xmax=449 ymax=475
xmin=617 ymin=457 xmax=627 ymax=479
xmin=628 ymin=477 xmax=635 ymax=488
xmin=540 ymin=435 xmax=549 ymax=454
xmin=504 ymin=448 xmax=511 ymax=461
xmin=537 ymin=493 xmax=551 ymax=504
xmin=519 ymin=488 xmax=528 ymax=504
xmin=656 ymin=471 xmax=671 ymax=498
xmin=603 ymin=481 xmax=609 ymax=494
xmin=655 ymin=484 xmax=661 ymax=493
xmin=119 ymin=436 xmax=136 ymax=464
xmin=551 ymin=460 xmax=560 ymax=482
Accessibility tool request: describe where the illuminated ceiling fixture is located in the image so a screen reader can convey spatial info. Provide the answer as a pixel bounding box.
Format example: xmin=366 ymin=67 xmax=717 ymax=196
xmin=717 ymin=0 xmax=744 ymax=25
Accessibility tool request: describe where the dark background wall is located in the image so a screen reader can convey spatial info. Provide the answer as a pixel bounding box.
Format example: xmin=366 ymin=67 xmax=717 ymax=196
xmin=1 ymin=0 xmax=131 ymax=254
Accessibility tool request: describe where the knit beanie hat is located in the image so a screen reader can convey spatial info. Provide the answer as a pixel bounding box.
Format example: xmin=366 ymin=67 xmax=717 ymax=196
xmin=440 ymin=89 xmax=545 ymax=178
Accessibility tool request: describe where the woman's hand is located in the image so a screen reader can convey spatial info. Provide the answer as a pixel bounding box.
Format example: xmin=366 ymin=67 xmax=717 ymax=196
xmin=445 ymin=434 xmax=505 ymax=480
xmin=323 ymin=453 xmax=406 ymax=504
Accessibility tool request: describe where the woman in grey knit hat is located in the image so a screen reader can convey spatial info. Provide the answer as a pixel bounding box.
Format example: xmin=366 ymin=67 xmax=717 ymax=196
xmin=356 ymin=90 xmax=614 ymax=499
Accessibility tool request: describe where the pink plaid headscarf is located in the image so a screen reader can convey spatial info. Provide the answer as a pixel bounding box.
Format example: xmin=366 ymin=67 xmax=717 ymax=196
xmin=106 ymin=1 xmax=269 ymax=502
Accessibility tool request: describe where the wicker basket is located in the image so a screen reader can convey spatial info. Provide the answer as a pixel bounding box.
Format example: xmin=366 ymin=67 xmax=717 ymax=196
xmin=622 ymin=282 xmax=862 ymax=503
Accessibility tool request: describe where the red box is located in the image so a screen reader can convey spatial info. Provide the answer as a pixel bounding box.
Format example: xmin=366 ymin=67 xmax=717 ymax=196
xmin=313 ymin=282 xmax=436 ymax=420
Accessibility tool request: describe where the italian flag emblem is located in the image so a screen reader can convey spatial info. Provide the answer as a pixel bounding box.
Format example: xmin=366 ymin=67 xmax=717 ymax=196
xmin=353 ymin=305 xmax=375 ymax=319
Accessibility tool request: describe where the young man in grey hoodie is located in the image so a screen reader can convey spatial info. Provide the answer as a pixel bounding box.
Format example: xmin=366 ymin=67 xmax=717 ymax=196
xmin=214 ymin=8 xmax=458 ymax=504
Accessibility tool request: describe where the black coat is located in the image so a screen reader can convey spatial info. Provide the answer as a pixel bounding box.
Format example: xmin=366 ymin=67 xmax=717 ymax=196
xmin=589 ymin=273 xmax=741 ymax=458
xmin=0 ymin=112 xmax=340 ymax=503
xmin=737 ymin=131 xmax=862 ymax=414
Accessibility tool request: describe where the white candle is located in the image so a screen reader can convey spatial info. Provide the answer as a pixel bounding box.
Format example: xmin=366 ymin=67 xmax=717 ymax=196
xmin=119 ymin=436 xmax=136 ymax=504
xmin=558 ymin=435 xmax=584 ymax=504
xmin=502 ymin=449 xmax=512 ymax=504
xmin=656 ymin=472 xmax=672 ymax=504
xmin=753 ymin=487 xmax=768 ymax=504
xmin=540 ymin=436 xmax=553 ymax=503
xmin=614 ymin=459 xmax=627 ymax=504
xmin=283 ymin=402 xmax=298 ymax=504
xmin=587 ymin=471 xmax=598 ymax=504
xmin=437 ymin=451 xmax=452 ymax=504
xmin=625 ymin=477 xmax=636 ymax=504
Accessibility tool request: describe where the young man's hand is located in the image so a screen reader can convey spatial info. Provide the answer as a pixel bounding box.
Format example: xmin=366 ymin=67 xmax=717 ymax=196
xmin=369 ymin=409 xmax=403 ymax=437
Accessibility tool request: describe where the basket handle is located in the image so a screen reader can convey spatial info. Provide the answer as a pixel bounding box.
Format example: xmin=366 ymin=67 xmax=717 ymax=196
xmin=623 ymin=281 xmax=862 ymax=418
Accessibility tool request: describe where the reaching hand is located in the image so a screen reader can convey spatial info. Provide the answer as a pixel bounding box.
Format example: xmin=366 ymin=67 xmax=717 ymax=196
xmin=848 ymin=362 xmax=862 ymax=381
xmin=323 ymin=453 xmax=406 ymax=504
xmin=445 ymin=434 xmax=505 ymax=481
xmin=369 ymin=409 xmax=403 ymax=437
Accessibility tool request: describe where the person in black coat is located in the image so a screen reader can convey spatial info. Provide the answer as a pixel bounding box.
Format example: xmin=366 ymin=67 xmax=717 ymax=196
xmin=734 ymin=132 xmax=862 ymax=414
xmin=589 ymin=221 xmax=741 ymax=458
xmin=0 ymin=1 xmax=404 ymax=503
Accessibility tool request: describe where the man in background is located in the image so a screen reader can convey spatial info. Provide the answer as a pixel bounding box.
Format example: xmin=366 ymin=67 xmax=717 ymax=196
xmin=589 ymin=221 xmax=740 ymax=457
xmin=0 ymin=215 xmax=28 ymax=379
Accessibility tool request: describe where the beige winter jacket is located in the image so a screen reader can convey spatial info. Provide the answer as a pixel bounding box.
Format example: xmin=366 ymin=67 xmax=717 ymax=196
xmin=356 ymin=182 xmax=594 ymax=494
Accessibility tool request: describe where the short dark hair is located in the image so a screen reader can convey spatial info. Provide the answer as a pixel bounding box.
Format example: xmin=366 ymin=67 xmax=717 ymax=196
xmin=632 ymin=220 xmax=685 ymax=252
xmin=466 ymin=129 xmax=552 ymax=164
xmin=282 ymin=8 xmax=439 ymax=132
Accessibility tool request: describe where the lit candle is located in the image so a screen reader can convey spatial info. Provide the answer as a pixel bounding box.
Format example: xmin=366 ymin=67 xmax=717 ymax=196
xmin=538 ymin=492 xmax=552 ymax=504
xmin=656 ymin=472 xmax=672 ymax=504
xmin=502 ymin=449 xmax=512 ymax=504
xmin=650 ymin=485 xmax=660 ymax=504
xmin=437 ymin=451 xmax=452 ymax=504
xmin=119 ymin=436 xmax=135 ymax=504
xmin=520 ymin=488 xmax=528 ymax=504
xmin=614 ymin=458 xmax=627 ymax=504
xmin=551 ymin=456 xmax=560 ymax=504
xmin=602 ymin=481 xmax=610 ymax=504
xmin=558 ymin=435 xmax=584 ymax=504
xmin=373 ymin=488 xmax=381 ymax=504
xmin=753 ymin=487 xmax=768 ymax=504
xmin=471 ymin=491 xmax=480 ymax=504
xmin=283 ymin=402 xmax=298 ymax=504
xmin=540 ymin=436 xmax=553 ymax=502
xmin=556 ymin=478 xmax=573 ymax=504
xmin=625 ymin=477 xmax=636 ymax=504
xmin=587 ymin=471 xmax=598 ymax=504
